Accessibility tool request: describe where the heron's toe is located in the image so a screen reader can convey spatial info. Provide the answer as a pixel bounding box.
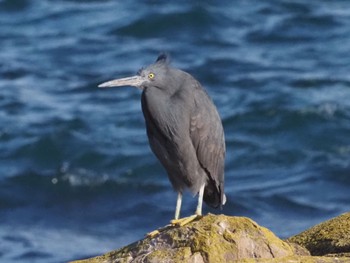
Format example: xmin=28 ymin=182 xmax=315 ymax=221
xmin=170 ymin=214 xmax=201 ymax=226
xmin=146 ymin=224 xmax=173 ymax=237
xmin=146 ymin=229 xmax=160 ymax=237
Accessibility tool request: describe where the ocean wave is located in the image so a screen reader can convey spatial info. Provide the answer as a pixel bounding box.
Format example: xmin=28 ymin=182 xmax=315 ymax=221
xmin=112 ymin=6 xmax=220 ymax=39
xmin=1 ymin=1 xmax=350 ymax=262
xmin=0 ymin=167 xmax=167 ymax=210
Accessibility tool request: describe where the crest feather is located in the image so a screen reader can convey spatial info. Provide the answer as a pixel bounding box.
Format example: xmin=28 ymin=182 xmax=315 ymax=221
xmin=156 ymin=53 xmax=170 ymax=64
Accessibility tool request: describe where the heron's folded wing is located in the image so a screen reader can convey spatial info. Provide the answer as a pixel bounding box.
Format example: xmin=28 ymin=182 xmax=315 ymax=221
xmin=190 ymin=84 xmax=225 ymax=190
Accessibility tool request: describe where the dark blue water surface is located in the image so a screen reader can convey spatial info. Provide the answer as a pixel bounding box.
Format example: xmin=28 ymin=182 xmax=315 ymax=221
xmin=1 ymin=1 xmax=350 ymax=262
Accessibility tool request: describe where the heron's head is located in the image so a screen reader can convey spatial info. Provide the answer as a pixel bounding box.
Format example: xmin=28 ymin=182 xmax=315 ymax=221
xmin=98 ymin=54 xmax=170 ymax=90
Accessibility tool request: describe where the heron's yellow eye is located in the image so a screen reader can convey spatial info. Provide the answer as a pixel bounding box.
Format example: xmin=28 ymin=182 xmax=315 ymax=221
xmin=148 ymin=73 xmax=155 ymax=79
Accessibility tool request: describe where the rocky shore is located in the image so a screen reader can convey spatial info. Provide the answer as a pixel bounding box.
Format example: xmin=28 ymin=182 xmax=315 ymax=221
xmin=71 ymin=212 xmax=350 ymax=263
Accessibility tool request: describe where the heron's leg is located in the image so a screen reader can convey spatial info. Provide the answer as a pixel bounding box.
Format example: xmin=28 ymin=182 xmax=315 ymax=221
xmin=147 ymin=187 xmax=204 ymax=237
xmin=147 ymin=192 xmax=183 ymax=237
xmin=171 ymin=184 xmax=205 ymax=226
xmin=174 ymin=191 xmax=182 ymax=220
xmin=195 ymin=183 xmax=205 ymax=216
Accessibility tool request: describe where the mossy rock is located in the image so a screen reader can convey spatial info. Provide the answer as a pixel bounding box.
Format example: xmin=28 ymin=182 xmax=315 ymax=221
xmin=72 ymin=214 xmax=306 ymax=263
xmin=236 ymin=255 xmax=350 ymax=262
xmin=287 ymin=212 xmax=350 ymax=256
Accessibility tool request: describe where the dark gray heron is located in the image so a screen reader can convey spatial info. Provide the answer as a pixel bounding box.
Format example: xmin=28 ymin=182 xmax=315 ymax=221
xmin=99 ymin=54 xmax=225 ymax=224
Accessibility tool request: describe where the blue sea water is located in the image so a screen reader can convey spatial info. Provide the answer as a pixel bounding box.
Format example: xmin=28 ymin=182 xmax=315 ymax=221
xmin=1 ymin=0 xmax=350 ymax=262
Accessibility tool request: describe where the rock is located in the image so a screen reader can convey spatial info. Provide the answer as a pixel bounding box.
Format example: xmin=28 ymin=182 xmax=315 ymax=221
xmin=71 ymin=214 xmax=307 ymax=263
xmin=71 ymin=213 xmax=350 ymax=263
xmin=287 ymin=212 xmax=350 ymax=256
xmin=230 ymin=255 xmax=350 ymax=262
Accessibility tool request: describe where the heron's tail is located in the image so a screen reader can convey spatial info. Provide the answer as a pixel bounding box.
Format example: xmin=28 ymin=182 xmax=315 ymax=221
xmin=203 ymin=183 xmax=226 ymax=209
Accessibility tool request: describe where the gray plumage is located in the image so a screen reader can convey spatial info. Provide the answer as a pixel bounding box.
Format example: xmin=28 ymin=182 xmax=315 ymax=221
xmin=99 ymin=54 xmax=225 ymax=219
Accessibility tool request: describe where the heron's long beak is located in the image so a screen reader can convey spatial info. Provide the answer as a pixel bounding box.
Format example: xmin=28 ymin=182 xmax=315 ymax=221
xmin=98 ymin=75 xmax=143 ymax=88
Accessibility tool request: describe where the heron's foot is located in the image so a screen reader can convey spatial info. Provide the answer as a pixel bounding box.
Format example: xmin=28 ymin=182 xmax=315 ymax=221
xmin=170 ymin=214 xmax=201 ymax=227
xmin=146 ymin=215 xmax=202 ymax=237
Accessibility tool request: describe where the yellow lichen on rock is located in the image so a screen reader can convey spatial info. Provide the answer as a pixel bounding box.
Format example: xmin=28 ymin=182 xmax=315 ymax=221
xmin=236 ymin=255 xmax=350 ymax=263
xmin=287 ymin=212 xmax=350 ymax=256
xmin=71 ymin=214 xmax=305 ymax=263
xmin=71 ymin=213 xmax=350 ymax=263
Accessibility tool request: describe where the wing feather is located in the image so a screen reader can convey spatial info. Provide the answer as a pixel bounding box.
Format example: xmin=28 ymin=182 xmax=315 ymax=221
xmin=190 ymin=82 xmax=225 ymax=208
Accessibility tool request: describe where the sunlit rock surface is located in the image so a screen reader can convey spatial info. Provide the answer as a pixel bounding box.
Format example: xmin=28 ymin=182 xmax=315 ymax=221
xmin=71 ymin=213 xmax=350 ymax=263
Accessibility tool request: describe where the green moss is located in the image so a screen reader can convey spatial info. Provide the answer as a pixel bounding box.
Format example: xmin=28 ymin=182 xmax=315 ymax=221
xmin=238 ymin=256 xmax=350 ymax=263
xmin=146 ymin=247 xmax=193 ymax=262
xmin=71 ymin=213 xmax=350 ymax=263
xmin=287 ymin=212 xmax=350 ymax=256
